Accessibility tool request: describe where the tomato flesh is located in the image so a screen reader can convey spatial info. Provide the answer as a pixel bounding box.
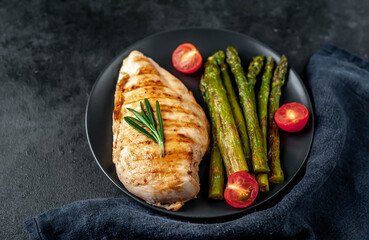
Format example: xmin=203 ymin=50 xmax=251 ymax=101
xmin=172 ymin=43 xmax=202 ymax=73
xmin=224 ymin=172 xmax=258 ymax=208
xmin=275 ymin=102 xmax=309 ymax=132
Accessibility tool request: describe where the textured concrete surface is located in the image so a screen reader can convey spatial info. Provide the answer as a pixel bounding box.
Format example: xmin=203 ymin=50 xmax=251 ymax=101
xmin=1 ymin=0 xmax=368 ymax=238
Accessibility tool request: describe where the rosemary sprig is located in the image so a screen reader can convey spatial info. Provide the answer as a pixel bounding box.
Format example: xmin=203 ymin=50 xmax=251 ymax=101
xmin=124 ymin=98 xmax=165 ymax=157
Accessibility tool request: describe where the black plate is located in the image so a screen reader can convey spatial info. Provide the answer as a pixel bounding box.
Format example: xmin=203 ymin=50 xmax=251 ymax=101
xmin=85 ymin=28 xmax=314 ymax=219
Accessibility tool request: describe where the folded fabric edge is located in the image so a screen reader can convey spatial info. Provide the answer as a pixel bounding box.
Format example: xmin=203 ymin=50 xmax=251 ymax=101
xmin=24 ymin=218 xmax=42 ymax=240
xmin=319 ymin=43 xmax=369 ymax=71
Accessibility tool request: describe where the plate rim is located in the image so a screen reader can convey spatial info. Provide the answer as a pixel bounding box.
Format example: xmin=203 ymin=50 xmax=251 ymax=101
xmin=85 ymin=27 xmax=315 ymax=220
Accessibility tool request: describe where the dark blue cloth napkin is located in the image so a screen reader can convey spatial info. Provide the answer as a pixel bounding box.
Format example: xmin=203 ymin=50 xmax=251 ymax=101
xmin=24 ymin=44 xmax=369 ymax=239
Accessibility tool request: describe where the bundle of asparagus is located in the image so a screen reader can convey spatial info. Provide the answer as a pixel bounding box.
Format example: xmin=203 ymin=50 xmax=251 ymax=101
xmin=201 ymin=47 xmax=288 ymax=199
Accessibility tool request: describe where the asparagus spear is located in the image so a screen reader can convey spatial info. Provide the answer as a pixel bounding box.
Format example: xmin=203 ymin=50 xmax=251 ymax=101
xmin=226 ymin=46 xmax=270 ymax=173
xmin=214 ymin=50 xmax=252 ymax=171
xmin=243 ymin=55 xmax=269 ymax=192
xmin=257 ymin=56 xmax=275 ymax=154
xmin=200 ymin=56 xmax=249 ymax=176
xmin=208 ymin=142 xmax=225 ymax=199
xmin=200 ymin=75 xmax=225 ymax=200
xmin=268 ymin=55 xmax=288 ymax=184
xmin=247 ymin=55 xmax=264 ymax=107
xmin=256 ymin=174 xmax=269 ymax=192
xmin=208 ymin=126 xmax=225 ymax=199
xmin=257 ymin=56 xmax=274 ymax=191
xmin=246 ymin=55 xmax=267 ymax=189
xmin=246 ymin=55 xmax=269 ymax=191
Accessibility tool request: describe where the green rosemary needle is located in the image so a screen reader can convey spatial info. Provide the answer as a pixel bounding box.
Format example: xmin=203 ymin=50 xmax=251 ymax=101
xmin=124 ymin=98 xmax=165 ymax=157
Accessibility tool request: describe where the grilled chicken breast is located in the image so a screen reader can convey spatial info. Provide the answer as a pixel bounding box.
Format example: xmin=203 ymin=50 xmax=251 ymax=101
xmin=112 ymin=51 xmax=210 ymax=211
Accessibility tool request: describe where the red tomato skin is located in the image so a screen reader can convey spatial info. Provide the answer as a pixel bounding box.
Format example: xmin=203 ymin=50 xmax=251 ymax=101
xmin=275 ymin=102 xmax=309 ymax=132
xmin=172 ymin=43 xmax=202 ymax=74
xmin=224 ymin=172 xmax=259 ymax=208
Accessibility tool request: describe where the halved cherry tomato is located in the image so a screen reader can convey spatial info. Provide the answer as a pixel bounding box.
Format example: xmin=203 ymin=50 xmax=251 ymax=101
xmin=275 ymin=102 xmax=309 ymax=132
xmin=224 ymin=171 xmax=258 ymax=208
xmin=172 ymin=43 xmax=202 ymax=73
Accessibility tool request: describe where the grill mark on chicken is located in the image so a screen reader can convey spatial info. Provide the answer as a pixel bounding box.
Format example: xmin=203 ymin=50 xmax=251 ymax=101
xmin=159 ymin=104 xmax=200 ymax=119
xmin=138 ymin=65 xmax=159 ymax=75
xmin=123 ymin=83 xmax=165 ymax=94
xmin=165 ymin=133 xmax=195 ymax=144
xmin=163 ymin=121 xmax=202 ymax=130
xmin=124 ymin=94 xmax=180 ymax=105
xmin=123 ymin=85 xmax=167 ymax=97
xmin=126 ymin=76 xmax=165 ymax=88
xmin=166 ymin=150 xmax=193 ymax=158
xmin=113 ymin=73 xmax=129 ymax=121
xmin=166 ymin=121 xmax=201 ymax=133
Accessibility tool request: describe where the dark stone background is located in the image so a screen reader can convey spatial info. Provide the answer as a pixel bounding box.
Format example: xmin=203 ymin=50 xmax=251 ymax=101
xmin=1 ymin=0 xmax=368 ymax=238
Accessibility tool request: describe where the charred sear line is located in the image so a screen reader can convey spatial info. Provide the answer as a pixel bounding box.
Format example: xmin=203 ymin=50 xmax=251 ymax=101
xmin=139 ymin=140 xmax=153 ymax=145
xmin=165 ymin=150 xmax=193 ymax=158
xmin=113 ymin=74 xmax=129 ymax=120
xmin=113 ymin=109 xmax=123 ymax=121
xmin=163 ymin=121 xmax=202 ymax=130
xmin=124 ymin=85 xmax=140 ymax=92
xmin=138 ymin=65 xmax=159 ymax=75
xmin=166 ymin=133 xmax=195 ymax=144
xmin=124 ymin=93 xmax=182 ymax=105
xmin=123 ymin=80 xmax=166 ymax=93
xmin=159 ymin=104 xmax=200 ymax=119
